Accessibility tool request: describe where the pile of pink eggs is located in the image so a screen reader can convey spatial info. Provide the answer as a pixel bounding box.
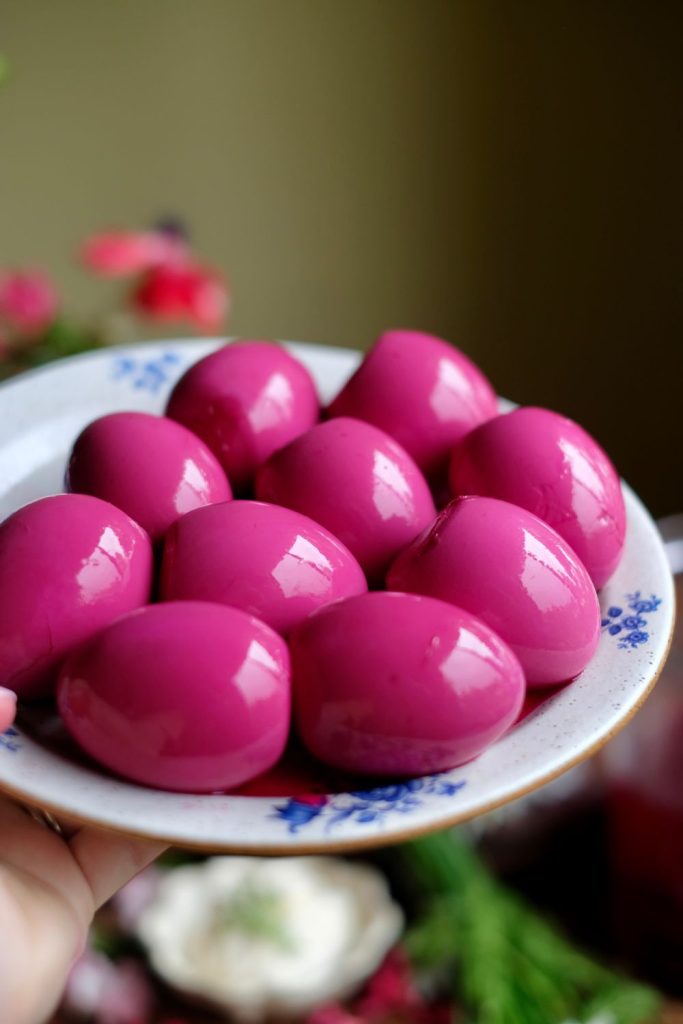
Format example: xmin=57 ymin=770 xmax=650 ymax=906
xmin=0 ymin=332 xmax=626 ymax=793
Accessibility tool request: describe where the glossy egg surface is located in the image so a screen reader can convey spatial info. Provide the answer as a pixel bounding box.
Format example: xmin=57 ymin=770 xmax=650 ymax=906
xmin=290 ymin=591 xmax=525 ymax=776
xmin=160 ymin=500 xmax=367 ymax=634
xmin=327 ymin=330 xmax=498 ymax=478
xmin=165 ymin=341 xmax=319 ymax=490
xmin=255 ymin=417 xmax=436 ymax=581
xmin=57 ymin=601 xmax=291 ymax=792
xmin=449 ymin=406 xmax=626 ymax=588
xmin=388 ymin=495 xmax=601 ymax=686
xmin=0 ymin=494 xmax=153 ymax=699
xmin=66 ymin=411 xmax=232 ymax=541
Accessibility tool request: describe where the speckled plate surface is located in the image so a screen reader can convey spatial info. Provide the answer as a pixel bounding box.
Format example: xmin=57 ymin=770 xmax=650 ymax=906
xmin=0 ymin=339 xmax=675 ymax=852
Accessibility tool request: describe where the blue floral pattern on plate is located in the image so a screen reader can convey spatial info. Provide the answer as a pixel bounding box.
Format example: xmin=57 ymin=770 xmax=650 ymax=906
xmin=601 ymin=591 xmax=662 ymax=649
xmin=273 ymin=776 xmax=466 ymax=834
xmin=0 ymin=726 xmax=21 ymax=753
xmin=111 ymin=352 xmax=181 ymax=393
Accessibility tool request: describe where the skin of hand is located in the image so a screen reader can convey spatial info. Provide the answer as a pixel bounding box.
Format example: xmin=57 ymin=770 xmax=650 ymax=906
xmin=0 ymin=687 xmax=167 ymax=1024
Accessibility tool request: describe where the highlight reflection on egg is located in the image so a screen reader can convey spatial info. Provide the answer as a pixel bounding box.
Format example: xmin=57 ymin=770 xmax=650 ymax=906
xmin=160 ymin=500 xmax=367 ymax=634
xmin=290 ymin=591 xmax=525 ymax=776
xmin=255 ymin=417 xmax=436 ymax=581
xmin=388 ymin=495 xmax=601 ymax=686
xmin=57 ymin=602 xmax=291 ymax=792
xmin=0 ymin=494 xmax=153 ymax=699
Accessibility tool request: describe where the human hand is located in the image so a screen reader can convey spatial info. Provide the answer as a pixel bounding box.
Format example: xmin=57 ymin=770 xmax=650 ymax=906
xmin=0 ymin=687 xmax=167 ymax=1024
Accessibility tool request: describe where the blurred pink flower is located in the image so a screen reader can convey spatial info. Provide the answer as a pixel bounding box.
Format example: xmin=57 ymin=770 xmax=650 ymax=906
xmin=82 ymin=230 xmax=189 ymax=276
xmin=133 ymin=263 xmax=230 ymax=332
xmin=0 ymin=269 xmax=59 ymax=335
xmin=112 ymin=865 xmax=162 ymax=931
xmin=63 ymin=948 xmax=154 ymax=1024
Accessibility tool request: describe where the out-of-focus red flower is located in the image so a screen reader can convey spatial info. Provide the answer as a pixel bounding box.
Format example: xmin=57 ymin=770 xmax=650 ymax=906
xmin=82 ymin=230 xmax=189 ymax=276
xmin=0 ymin=270 xmax=59 ymax=335
xmin=306 ymin=949 xmax=455 ymax=1024
xmin=356 ymin=949 xmax=423 ymax=1016
xmin=133 ymin=263 xmax=230 ymax=333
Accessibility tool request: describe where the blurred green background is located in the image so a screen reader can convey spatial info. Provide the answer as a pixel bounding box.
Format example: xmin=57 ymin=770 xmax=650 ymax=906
xmin=2 ymin=0 xmax=681 ymax=514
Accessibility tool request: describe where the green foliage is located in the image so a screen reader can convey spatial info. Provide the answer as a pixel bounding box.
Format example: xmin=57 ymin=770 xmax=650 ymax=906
xmin=0 ymin=321 xmax=102 ymax=380
xmin=88 ymin=922 xmax=143 ymax=961
xmin=402 ymin=832 xmax=660 ymax=1024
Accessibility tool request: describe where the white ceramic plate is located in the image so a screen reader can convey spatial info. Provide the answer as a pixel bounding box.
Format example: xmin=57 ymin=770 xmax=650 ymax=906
xmin=0 ymin=340 xmax=675 ymax=853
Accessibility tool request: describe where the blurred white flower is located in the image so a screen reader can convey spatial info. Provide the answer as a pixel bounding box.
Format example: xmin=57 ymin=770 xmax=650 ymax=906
xmin=136 ymin=856 xmax=403 ymax=1022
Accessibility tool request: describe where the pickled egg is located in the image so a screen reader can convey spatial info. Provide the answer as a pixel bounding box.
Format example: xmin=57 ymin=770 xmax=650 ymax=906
xmin=166 ymin=341 xmax=319 ymax=490
xmin=160 ymin=500 xmax=367 ymax=634
xmin=387 ymin=496 xmax=601 ymax=686
xmin=66 ymin=411 xmax=232 ymax=542
xmin=0 ymin=494 xmax=153 ymax=699
xmin=255 ymin=418 xmax=436 ymax=581
xmin=290 ymin=591 xmax=525 ymax=776
xmin=327 ymin=330 xmax=498 ymax=478
xmin=57 ymin=602 xmax=291 ymax=792
xmin=449 ymin=406 xmax=626 ymax=588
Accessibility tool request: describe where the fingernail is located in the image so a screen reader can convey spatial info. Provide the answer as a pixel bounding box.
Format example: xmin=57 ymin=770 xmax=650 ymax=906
xmin=0 ymin=686 xmax=17 ymax=703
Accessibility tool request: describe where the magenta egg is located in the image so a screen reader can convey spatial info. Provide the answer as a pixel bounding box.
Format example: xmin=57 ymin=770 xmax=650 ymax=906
xmin=66 ymin=411 xmax=232 ymax=542
xmin=290 ymin=591 xmax=525 ymax=776
xmin=165 ymin=341 xmax=320 ymax=490
xmin=327 ymin=330 xmax=498 ymax=479
xmin=0 ymin=494 xmax=153 ymax=700
xmin=160 ymin=500 xmax=367 ymax=634
xmin=57 ymin=601 xmax=291 ymax=793
xmin=449 ymin=406 xmax=626 ymax=589
xmin=255 ymin=417 xmax=436 ymax=581
xmin=387 ymin=496 xmax=601 ymax=686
